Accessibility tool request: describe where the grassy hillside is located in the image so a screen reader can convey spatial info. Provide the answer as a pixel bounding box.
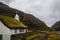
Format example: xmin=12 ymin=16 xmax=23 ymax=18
xmin=25 ymin=31 xmax=60 ymax=40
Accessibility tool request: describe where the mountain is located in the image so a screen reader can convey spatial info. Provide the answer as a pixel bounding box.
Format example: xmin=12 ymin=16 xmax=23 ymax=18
xmin=18 ymin=13 xmax=50 ymax=31
xmin=0 ymin=2 xmax=50 ymax=31
xmin=0 ymin=2 xmax=16 ymax=18
xmin=51 ymin=21 xmax=60 ymax=31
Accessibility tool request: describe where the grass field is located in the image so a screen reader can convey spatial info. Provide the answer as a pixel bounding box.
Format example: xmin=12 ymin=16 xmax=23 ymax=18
xmin=48 ymin=35 xmax=60 ymax=40
xmin=48 ymin=33 xmax=60 ymax=40
xmin=42 ymin=31 xmax=60 ymax=40
xmin=25 ymin=31 xmax=60 ymax=40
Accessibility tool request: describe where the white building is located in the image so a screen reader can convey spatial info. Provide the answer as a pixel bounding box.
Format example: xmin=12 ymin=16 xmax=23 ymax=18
xmin=0 ymin=15 xmax=28 ymax=40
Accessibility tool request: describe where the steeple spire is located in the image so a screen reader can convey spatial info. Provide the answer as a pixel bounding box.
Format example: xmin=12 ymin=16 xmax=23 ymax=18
xmin=15 ymin=11 xmax=19 ymax=21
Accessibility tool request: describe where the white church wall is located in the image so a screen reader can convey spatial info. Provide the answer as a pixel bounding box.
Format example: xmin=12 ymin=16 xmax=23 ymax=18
xmin=0 ymin=21 xmax=11 ymax=40
xmin=11 ymin=29 xmax=27 ymax=34
xmin=3 ymin=34 xmax=11 ymax=40
xmin=0 ymin=21 xmax=11 ymax=34
xmin=0 ymin=21 xmax=27 ymax=40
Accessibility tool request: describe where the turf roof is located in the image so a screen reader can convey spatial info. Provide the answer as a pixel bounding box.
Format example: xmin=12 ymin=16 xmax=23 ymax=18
xmin=0 ymin=15 xmax=27 ymax=29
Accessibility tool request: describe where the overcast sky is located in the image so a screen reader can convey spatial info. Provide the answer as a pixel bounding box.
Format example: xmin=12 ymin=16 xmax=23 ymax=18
xmin=0 ymin=0 xmax=60 ymax=27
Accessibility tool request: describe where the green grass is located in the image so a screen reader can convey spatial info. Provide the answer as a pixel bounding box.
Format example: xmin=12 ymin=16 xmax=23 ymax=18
xmin=26 ymin=33 xmax=41 ymax=40
xmin=41 ymin=31 xmax=60 ymax=40
xmin=48 ymin=34 xmax=60 ymax=40
xmin=24 ymin=31 xmax=60 ymax=40
xmin=0 ymin=15 xmax=27 ymax=29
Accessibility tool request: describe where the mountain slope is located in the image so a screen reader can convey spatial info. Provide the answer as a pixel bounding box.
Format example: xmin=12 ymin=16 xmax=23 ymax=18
xmin=51 ymin=21 xmax=60 ymax=31
xmin=18 ymin=13 xmax=50 ymax=31
xmin=0 ymin=2 xmax=16 ymax=18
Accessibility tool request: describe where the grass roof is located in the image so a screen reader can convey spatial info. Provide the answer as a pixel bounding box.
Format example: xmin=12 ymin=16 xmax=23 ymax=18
xmin=0 ymin=15 xmax=27 ymax=29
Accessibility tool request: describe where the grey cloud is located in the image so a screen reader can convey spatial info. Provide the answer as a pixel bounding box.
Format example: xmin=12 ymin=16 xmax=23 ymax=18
xmin=0 ymin=0 xmax=14 ymax=4
xmin=26 ymin=0 xmax=60 ymax=27
xmin=50 ymin=0 xmax=60 ymax=18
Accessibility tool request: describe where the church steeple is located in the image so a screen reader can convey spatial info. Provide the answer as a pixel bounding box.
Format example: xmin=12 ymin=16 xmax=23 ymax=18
xmin=15 ymin=11 xmax=19 ymax=21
